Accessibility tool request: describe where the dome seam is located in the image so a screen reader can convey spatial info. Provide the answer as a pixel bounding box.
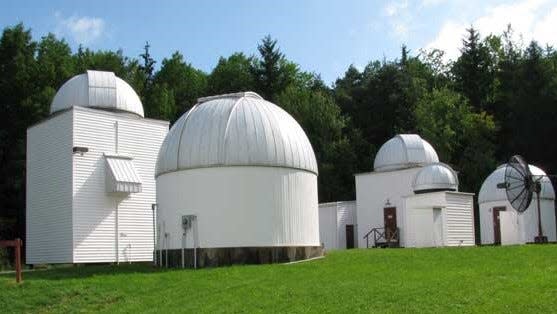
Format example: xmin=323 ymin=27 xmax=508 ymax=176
xmin=223 ymin=97 xmax=244 ymax=164
xmin=176 ymin=104 xmax=198 ymax=171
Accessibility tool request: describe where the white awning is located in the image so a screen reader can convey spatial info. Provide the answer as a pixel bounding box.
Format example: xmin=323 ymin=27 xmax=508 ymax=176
xmin=105 ymin=155 xmax=142 ymax=193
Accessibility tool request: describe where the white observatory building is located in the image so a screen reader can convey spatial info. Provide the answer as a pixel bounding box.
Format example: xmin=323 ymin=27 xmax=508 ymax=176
xmin=155 ymin=92 xmax=322 ymax=267
xmin=354 ymin=134 xmax=475 ymax=248
xmin=479 ymin=164 xmax=556 ymax=245
xmin=26 ymin=70 xmax=169 ymax=264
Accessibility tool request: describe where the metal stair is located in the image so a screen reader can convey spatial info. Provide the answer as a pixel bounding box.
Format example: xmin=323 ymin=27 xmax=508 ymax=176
xmin=363 ymin=227 xmax=400 ymax=248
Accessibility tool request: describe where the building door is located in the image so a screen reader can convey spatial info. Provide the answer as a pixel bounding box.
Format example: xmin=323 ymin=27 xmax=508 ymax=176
xmin=345 ymin=225 xmax=355 ymax=249
xmin=384 ymin=207 xmax=397 ymax=240
xmin=493 ymin=207 xmax=506 ymax=245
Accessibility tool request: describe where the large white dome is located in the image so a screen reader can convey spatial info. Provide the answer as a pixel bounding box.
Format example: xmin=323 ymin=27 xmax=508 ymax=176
xmin=373 ymin=134 xmax=439 ymax=172
xmin=479 ymin=164 xmax=555 ymax=204
xmin=155 ymin=92 xmax=318 ymax=177
xmin=50 ymin=70 xmax=144 ymax=117
xmin=413 ymin=163 xmax=458 ymax=193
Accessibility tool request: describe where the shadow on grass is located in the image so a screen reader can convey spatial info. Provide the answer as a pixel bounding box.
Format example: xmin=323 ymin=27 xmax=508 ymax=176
xmin=0 ymin=263 xmax=179 ymax=281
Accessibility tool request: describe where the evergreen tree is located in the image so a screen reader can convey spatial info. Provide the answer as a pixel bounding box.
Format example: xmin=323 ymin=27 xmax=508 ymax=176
xmin=139 ymin=41 xmax=156 ymax=88
xmin=452 ymin=26 xmax=496 ymax=112
xmin=252 ymin=35 xmax=295 ymax=100
xmin=0 ymin=24 xmax=38 ymax=239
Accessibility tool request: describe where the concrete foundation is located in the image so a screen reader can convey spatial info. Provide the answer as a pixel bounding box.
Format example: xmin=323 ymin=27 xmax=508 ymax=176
xmin=155 ymin=246 xmax=323 ymax=268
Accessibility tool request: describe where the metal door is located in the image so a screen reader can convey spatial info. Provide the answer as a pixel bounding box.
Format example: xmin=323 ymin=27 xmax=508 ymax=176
xmin=384 ymin=207 xmax=397 ymax=239
xmin=493 ymin=207 xmax=506 ymax=245
xmin=345 ymin=225 xmax=355 ymax=249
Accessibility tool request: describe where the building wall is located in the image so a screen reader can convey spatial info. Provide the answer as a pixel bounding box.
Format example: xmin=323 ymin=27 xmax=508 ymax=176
xmin=402 ymin=192 xmax=446 ymax=248
xmin=355 ymin=168 xmax=421 ymax=248
xmin=444 ymin=192 xmax=475 ymax=246
xmin=318 ymin=201 xmax=356 ymax=250
xmin=26 ymin=111 xmax=74 ymax=264
xmin=156 ymin=167 xmax=319 ymax=249
xmin=72 ymin=107 xmax=168 ymax=263
xmin=500 ymin=211 xmax=522 ymax=245
xmin=479 ymin=199 xmax=556 ymax=244
xmin=318 ymin=204 xmax=337 ymax=250
xmin=402 ymin=192 xmax=474 ymax=248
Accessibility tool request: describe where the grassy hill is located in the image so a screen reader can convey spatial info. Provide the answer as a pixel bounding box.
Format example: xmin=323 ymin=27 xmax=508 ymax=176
xmin=1 ymin=245 xmax=556 ymax=313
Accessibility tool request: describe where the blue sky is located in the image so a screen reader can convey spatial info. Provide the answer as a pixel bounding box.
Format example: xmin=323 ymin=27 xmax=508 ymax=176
xmin=2 ymin=0 xmax=556 ymax=84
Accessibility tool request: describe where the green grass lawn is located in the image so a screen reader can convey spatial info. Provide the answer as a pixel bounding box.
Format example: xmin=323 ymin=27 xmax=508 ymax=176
xmin=1 ymin=245 xmax=556 ymax=313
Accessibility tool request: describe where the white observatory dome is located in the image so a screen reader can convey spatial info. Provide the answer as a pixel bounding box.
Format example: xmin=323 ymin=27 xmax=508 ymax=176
xmin=373 ymin=134 xmax=439 ymax=172
xmin=155 ymin=92 xmax=321 ymax=267
xmin=478 ymin=164 xmax=555 ymax=204
xmin=413 ymin=163 xmax=458 ymax=193
xmin=156 ymin=91 xmax=318 ymax=176
xmin=50 ymin=70 xmax=144 ymax=117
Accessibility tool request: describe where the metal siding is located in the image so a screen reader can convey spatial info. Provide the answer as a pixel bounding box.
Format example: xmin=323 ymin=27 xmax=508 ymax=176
xmin=156 ymin=167 xmax=319 ymax=249
xmin=318 ymin=204 xmax=338 ymax=249
xmin=444 ymin=193 xmax=475 ymax=246
xmin=26 ymin=110 xmax=74 ymax=264
xmin=116 ymin=118 xmax=167 ymax=262
xmin=87 ymin=70 xmax=117 ymax=108
xmin=336 ymin=202 xmax=356 ymax=249
xmin=73 ymin=108 xmax=168 ymax=263
xmin=156 ymin=93 xmax=318 ymax=176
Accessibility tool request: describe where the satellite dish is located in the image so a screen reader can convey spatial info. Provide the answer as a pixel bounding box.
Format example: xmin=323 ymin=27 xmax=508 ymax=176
xmin=497 ymin=155 xmax=549 ymax=243
xmin=503 ymin=155 xmax=535 ymax=213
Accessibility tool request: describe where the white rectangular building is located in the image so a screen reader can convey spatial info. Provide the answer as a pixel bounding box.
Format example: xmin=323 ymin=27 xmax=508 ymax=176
xmin=26 ymin=71 xmax=169 ymax=264
xmin=402 ymin=192 xmax=475 ymax=247
xmin=319 ymin=201 xmax=357 ymax=250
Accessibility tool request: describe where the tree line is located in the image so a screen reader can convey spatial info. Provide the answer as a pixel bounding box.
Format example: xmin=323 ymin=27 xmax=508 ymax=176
xmin=1 ymin=23 xmax=557 ymax=241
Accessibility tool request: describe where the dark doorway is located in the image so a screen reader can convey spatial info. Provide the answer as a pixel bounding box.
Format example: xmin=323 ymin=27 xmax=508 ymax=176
xmin=345 ymin=225 xmax=355 ymax=249
xmin=384 ymin=207 xmax=397 ymax=239
xmin=493 ymin=207 xmax=506 ymax=245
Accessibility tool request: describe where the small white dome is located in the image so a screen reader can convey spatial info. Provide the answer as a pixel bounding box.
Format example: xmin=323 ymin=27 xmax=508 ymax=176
xmin=413 ymin=163 xmax=458 ymax=193
xmin=156 ymin=92 xmax=318 ymax=177
xmin=374 ymin=134 xmax=439 ymax=172
xmin=50 ymin=70 xmax=144 ymax=117
xmin=479 ymin=164 xmax=555 ymax=204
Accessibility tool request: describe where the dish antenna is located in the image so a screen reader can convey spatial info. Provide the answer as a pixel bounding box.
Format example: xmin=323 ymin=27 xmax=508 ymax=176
xmin=497 ymin=155 xmax=552 ymax=243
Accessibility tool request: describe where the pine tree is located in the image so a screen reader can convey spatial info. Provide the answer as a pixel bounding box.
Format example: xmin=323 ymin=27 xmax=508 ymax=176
xmin=452 ymin=26 xmax=496 ymax=112
xmin=253 ymin=35 xmax=290 ymax=100
xmin=139 ymin=41 xmax=156 ymax=88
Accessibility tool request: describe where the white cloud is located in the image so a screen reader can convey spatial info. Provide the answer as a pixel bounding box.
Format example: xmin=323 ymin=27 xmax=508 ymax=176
xmin=392 ymin=21 xmax=409 ymax=39
xmin=55 ymin=12 xmax=106 ymax=45
xmin=383 ymin=0 xmax=411 ymax=40
xmin=384 ymin=0 xmax=409 ymax=17
xmin=532 ymin=6 xmax=557 ymax=46
xmin=425 ymin=0 xmax=557 ymax=61
xmin=425 ymin=21 xmax=467 ymax=61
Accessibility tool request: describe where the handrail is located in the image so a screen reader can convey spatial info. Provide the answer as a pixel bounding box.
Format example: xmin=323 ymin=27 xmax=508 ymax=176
xmin=363 ymin=227 xmax=399 ymax=248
